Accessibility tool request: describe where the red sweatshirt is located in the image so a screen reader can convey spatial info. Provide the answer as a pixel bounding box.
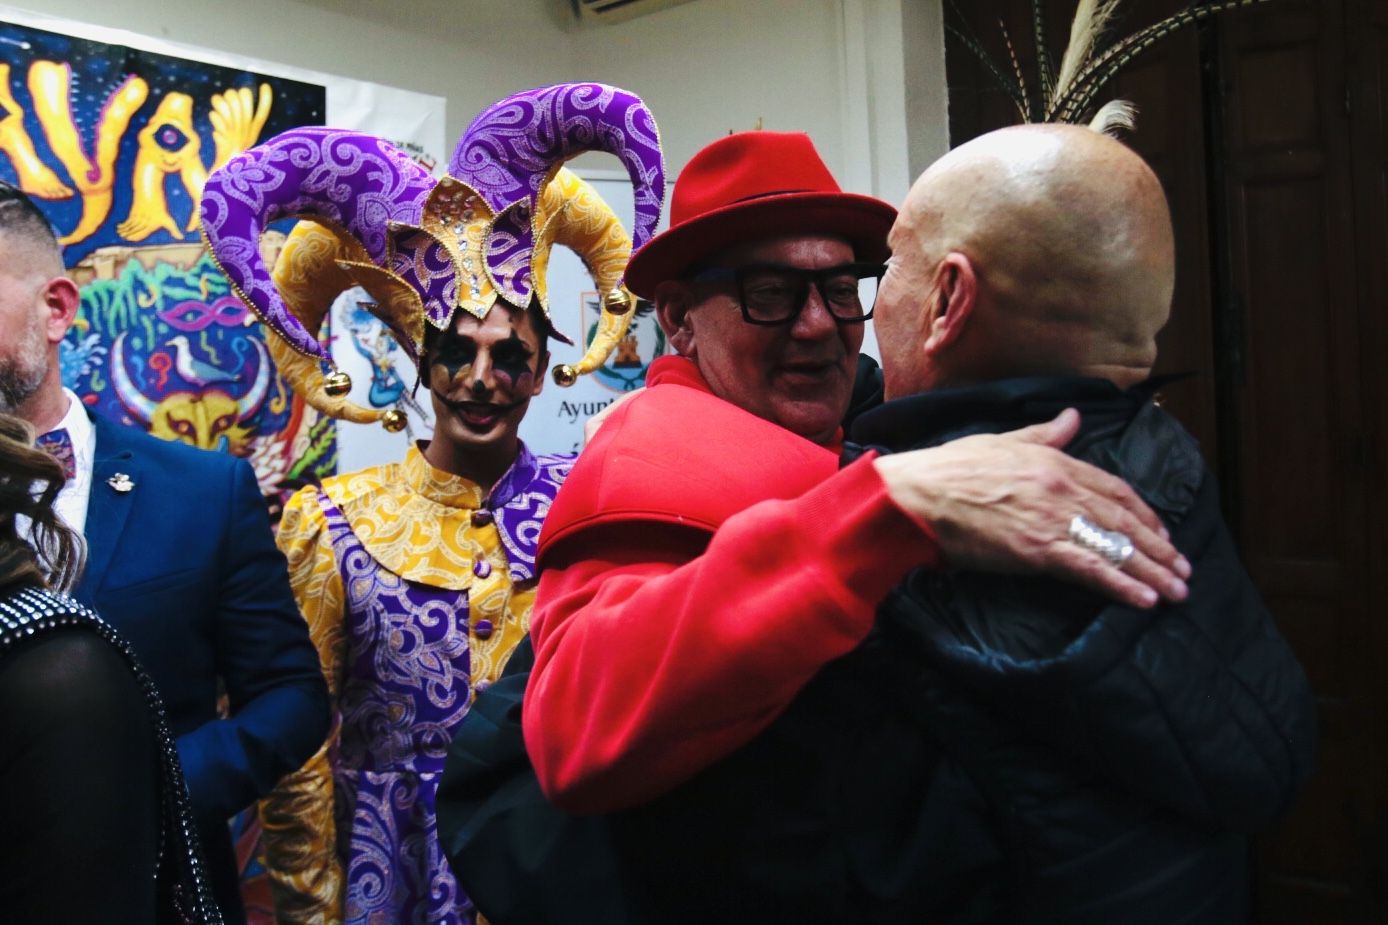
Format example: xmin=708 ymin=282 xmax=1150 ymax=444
xmin=523 ymin=356 xmax=941 ymax=813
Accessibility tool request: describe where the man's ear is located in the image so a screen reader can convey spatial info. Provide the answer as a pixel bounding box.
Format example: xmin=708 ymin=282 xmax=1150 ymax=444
xmin=653 ymin=281 xmax=696 ymax=358
xmin=41 ymin=276 xmax=80 ymax=345
xmin=922 ymin=252 xmax=978 ymax=358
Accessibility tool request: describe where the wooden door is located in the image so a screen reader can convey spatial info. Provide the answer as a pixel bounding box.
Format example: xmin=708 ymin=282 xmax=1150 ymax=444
xmin=944 ymin=1 xmax=1387 ymax=920
xmin=1211 ymin=2 xmax=1385 ymax=919
xmin=1350 ymin=5 xmax=1388 ymax=910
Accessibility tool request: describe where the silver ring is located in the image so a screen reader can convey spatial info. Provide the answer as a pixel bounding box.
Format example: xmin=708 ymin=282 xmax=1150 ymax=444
xmin=1068 ymin=515 xmax=1136 ymax=567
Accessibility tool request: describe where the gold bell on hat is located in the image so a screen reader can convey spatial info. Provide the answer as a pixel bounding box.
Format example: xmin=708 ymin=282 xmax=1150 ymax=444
xmin=603 ymin=288 xmax=633 ymax=314
xmin=551 ymin=364 xmax=578 ymax=387
xmin=322 ymin=369 xmax=352 ymax=397
xmin=381 ymin=408 xmax=408 ymax=432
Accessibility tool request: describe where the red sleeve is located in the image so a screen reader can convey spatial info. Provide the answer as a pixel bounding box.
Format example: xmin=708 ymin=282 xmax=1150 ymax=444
xmin=522 ymin=454 xmax=942 ymax=813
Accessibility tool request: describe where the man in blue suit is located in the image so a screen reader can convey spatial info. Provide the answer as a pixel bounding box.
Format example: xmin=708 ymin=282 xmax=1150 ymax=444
xmin=0 ymin=183 xmax=328 ymax=923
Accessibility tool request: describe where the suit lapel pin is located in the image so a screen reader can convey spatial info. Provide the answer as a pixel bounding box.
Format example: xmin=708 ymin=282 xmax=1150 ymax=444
xmin=107 ymin=473 xmax=135 ymax=493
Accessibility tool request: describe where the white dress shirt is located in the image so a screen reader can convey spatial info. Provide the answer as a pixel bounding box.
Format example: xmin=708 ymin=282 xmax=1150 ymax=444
xmin=49 ymin=387 xmax=96 ymax=534
xmin=20 ymin=388 xmax=96 ymax=543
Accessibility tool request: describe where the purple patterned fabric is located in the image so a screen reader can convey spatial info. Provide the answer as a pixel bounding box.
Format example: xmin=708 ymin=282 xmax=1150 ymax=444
xmin=389 ymin=227 xmax=463 ymax=329
xmin=449 ymin=83 xmax=666 ymax=308
xmin=200 ymin=128 xmax=434 ymax=359
xmin=321 ymin=493 xmax=474 ymax=925
xmin=202 ymin=84 xmax=663 ymax=368
xmin=491 ymin=448 xmax=573 ymax=583
xmin=314 ymin=445 xmax=569 ymax=925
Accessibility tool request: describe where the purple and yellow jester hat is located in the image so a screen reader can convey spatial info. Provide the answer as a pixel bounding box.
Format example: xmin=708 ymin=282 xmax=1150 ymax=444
xmin=199 ymin=82 xmax=666 ymax=429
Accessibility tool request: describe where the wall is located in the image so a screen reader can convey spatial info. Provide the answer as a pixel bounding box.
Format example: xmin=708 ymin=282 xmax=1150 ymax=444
xmin=900 ymin=0 xmax=951 ymax=180
xmin=564 ymin=0 xmax=948 ymax=204
xmin=565 ymin=0 xmax=856 ymax=179
xmin=3 ymin=0 xmax=949 ymax=367
xmin=3 ymin=0 xmax=948 ymax=196
xmin=2 ymin=0 xmax=576 ymax=146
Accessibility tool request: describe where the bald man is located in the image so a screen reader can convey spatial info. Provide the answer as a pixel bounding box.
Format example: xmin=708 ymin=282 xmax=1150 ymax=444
xmin=874 ymin=124 xmax=1173 ymax=394
xmin=853 ymin=124 xmax=1317 ymax=922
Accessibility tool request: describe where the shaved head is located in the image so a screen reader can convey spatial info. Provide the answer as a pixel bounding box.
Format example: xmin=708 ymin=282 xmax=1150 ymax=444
xmin=0 ymin=184 xmax=63 ymax=278
xmin=0 ymin=183 xmax=79 ymax=429
xmin=874 ymin=124 xmax=1175 ymax=397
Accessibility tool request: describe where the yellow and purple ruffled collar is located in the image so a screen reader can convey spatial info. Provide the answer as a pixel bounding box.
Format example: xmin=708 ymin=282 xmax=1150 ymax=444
xmin=322 ymin=444 xmax=570 ymax=588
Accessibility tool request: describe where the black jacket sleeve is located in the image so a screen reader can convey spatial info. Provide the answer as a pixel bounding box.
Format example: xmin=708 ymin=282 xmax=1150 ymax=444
xmin=881 ymin=413 xmax=1317 ymax=832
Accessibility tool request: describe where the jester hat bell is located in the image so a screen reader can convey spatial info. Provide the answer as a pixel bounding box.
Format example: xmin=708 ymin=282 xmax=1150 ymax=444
xmin=624 ymin=131 xmax=893 ymax=299
xmin=200 ymin=82 xmax=666 ymax=425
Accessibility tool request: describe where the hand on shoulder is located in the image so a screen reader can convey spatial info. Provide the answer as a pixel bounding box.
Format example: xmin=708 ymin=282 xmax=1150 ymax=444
xmin=874 ymin=408 xmax=1191 ymax=609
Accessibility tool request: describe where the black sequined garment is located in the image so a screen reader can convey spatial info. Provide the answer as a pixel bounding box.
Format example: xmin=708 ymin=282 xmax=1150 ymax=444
xmin=0 ymin=584 xmax=224 ymax=924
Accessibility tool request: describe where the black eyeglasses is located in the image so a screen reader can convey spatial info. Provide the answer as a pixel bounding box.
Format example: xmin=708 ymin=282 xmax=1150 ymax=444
xmin=689 ymin=262 xmax=886 ymax=325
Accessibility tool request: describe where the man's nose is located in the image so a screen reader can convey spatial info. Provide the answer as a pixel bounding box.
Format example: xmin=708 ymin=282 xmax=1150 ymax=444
xmin=790 ymin=285 xmax=838 ymax=340
xmin=469 ymin=351 xmax=495 ymax=393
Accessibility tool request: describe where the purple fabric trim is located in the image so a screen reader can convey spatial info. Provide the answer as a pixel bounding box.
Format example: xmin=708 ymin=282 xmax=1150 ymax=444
xmin=448 ymin=83 xmax=666 ymax=307
xmin=488 ymin=444 xmax=573 ymax=583
xmin=201 ymin=128 xmax=433 ymax=359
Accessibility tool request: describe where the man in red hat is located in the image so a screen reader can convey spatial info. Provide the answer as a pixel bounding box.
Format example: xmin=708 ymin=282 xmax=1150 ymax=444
xmin=438 ymin=131 xmax=1192 ymax=922
xmin=524 ymin=129 xmax=1188 ymax=804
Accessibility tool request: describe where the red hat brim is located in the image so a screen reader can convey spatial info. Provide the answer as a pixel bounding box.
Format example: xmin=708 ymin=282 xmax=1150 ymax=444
xmin=625 ymin=191 xmax=897 ymax=299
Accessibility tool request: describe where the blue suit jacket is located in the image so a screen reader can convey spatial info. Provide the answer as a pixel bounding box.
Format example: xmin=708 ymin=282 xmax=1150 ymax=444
xmin=71 ymin=412 xmax=329 ymax=922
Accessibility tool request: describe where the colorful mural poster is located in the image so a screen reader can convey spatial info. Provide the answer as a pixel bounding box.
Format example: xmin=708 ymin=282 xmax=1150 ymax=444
xmin=0 ymin=18 xmax=334 ymax=503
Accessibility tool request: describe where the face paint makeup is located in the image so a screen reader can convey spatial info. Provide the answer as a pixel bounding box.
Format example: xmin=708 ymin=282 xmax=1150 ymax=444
xmin=422 ymin=303 xmax=547 ymax=481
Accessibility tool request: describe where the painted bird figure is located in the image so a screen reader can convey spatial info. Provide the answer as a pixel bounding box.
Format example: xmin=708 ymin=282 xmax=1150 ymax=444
xmin=167 ymin=335 xmax=242 ymax=386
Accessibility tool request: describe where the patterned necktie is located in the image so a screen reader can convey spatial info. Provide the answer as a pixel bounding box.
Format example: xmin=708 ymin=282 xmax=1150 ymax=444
xmin=36 ymin=428 xmax=76 ymax=481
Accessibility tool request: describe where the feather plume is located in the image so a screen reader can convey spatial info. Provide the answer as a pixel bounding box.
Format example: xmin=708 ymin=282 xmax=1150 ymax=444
xmin=1032 ymin=0 xmax=1054 ymax=105
xmin=946 ymin=20 xmax=1031 ymax=121
xmin=1050 ymin=0 xmax=1123 ymax=118
xmin=1055 ymin=0 xmax=1272 ymax=123
xmin=947 ymin=0 xmax=1275 ymax=132
xmin=1088 ymin=99 xmax=1138 ymax=137
xmin=998 ymin=19 xmax=1034 ymax=120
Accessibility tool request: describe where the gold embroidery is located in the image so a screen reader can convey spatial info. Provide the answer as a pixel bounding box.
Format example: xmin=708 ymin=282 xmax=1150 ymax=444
xmin=258 ymin=447 xmax=536 ymax=921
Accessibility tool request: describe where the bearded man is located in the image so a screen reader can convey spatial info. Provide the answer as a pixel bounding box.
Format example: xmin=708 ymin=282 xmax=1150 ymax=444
xmin=0 ymin=179 xmax=327 ymax=925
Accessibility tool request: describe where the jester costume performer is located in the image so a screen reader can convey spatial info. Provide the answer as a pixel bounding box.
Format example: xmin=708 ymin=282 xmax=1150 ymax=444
xmin=200 ymin=83 xmax=665 ymax=924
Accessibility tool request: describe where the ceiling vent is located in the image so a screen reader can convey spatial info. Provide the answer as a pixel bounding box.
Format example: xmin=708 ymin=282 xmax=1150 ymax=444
xmin=572 ymin=0 xmax=699 ymax=25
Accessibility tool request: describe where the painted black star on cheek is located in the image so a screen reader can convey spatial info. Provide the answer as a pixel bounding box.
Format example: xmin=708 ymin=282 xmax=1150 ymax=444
xmin=490 ymin=331 xmax=537 ymax=396
xmin=430 ymin=334 xmax=477 ymax=386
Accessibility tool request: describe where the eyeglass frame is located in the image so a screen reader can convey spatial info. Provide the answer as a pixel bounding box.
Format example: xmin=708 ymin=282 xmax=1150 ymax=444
xmin=686 ymin=261 xmax=886 ymax=326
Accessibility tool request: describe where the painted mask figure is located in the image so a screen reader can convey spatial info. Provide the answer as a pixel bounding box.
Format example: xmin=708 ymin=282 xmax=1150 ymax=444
xmin=424 ymin=301 xmax=548 ymax=474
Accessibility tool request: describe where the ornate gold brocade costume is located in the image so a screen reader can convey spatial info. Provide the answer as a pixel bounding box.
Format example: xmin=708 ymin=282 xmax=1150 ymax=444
xmin=260 ymin=444 xmax=568 ymax=923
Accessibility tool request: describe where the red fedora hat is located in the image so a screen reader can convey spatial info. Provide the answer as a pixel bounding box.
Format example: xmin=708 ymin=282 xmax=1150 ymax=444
xmin=624 ymin=131 xmax=896 ymax=298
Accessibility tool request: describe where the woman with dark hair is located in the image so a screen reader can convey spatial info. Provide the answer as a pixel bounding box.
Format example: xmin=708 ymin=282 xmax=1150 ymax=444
xmin=0 ymin=411 xmax=222 ymax=924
